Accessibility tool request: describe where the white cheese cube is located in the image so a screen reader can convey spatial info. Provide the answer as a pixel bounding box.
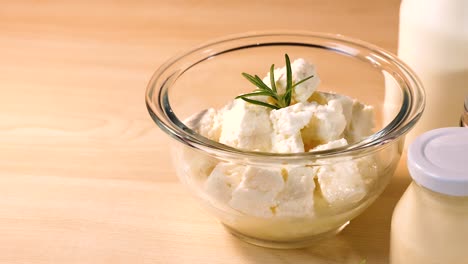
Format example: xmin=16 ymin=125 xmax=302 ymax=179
xmin=312 ymin=138 xmax=349 ymax=151
xmin=356 ymin=156 xmax=379 ymax=186
xmin=204 ymin=163 xmax=245 ymax=204
xmin=346 ymin=103 xmax=375 ymax=143
xmin=219 ymin=99 xmax=273 ymax=152
xmin=184 ymin=108 xmax=222 ymax=141
xmin=263 ymin=58 xmax=320 ymax=103
xmin=229 ymin=167 xmax=284 ymax=218
xmin=179 ymin=150 xmax=217 ymax=183
xmin=313 ymin=137 xmax=374 ymax=207
xmin=320 ymin=92 xmax=375 ymax=143
xmin=301 ymin=99 xmax=347 ymax=149
xmin=320 ymin=92 xmax=354 ymax=124
xmin=276 ymin=167 xmax=317 ymax=217
xmin=270 ymin=102 xmax=318 ymax=153
xmin=317 ymin=161 xmax=366 ymax=207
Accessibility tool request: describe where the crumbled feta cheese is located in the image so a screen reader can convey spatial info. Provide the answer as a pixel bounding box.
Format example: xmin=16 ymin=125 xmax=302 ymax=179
xmin=346 ymin=103 xmax=375 ymax=143
xmin=179 ymin=148 xmax=217 ymax=183
xmin=312 ymin=138 xmax=348 ymax=151
xmin=316 ymin=161 xmax=367 ymax=207
xmin=204 ymin=163 xmax=245 ymax=204
xmin=312 ymin=138 xmax=376 ymax=208
xmin=229 ymin=167 xmax=284 ymax=217
xmin=184 ymin=108 xmax=222 ymax=141
xmin=183 ymin=57 xmax=378 ymax=220
xmin=320 ymin=93 xmax=354 ymax=124
xmin=270 ymin=102 xmax=318 ymax=153
xmin=276 ymin=167 xmax=317 ymax=217
xmin=321 ymin=92 xmax=375 ymax=143
xmin=356 ymin=156 xmax=379 ymax=186
xmin=301 ymin=99 xmax=347 ymax=150
xmin=263 ymin=58 xmax=320 ymax=103
xmin=219 ymin=99 xmax=272 ymax=152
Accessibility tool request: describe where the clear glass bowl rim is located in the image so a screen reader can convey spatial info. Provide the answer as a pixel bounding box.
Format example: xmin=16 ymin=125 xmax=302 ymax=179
xmin=146 ymin=31 xmax=425 ymax=162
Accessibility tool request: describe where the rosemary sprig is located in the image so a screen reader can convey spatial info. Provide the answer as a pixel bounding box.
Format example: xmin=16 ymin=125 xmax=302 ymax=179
xmin=235 ymin=54 xmax=314 ymax=110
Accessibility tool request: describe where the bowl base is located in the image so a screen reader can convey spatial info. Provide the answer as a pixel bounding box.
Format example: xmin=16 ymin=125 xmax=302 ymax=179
xmin=223 ymin=221 xmax=350 ymax=249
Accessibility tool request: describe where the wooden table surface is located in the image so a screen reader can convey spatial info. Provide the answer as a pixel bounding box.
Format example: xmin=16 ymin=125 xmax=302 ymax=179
xmin=0 ymin=1 xmax=410 ymax=263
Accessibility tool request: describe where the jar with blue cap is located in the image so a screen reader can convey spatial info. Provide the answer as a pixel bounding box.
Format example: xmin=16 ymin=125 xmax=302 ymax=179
xmin=390 ymin=127 xmax=468 ymax=264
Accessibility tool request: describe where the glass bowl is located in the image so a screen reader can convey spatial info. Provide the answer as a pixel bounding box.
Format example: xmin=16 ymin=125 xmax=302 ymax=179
xmin=146 ymin=32 xmax=425 ymax=248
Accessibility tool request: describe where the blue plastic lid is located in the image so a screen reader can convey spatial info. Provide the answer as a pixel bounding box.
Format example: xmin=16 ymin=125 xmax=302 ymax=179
xmin=408 ymin=127 xmax=468 ymax=196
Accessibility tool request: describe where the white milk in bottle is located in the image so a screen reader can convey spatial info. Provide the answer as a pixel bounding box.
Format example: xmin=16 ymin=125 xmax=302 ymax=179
xmin=396 ymin=0 xmax=468 ymax=144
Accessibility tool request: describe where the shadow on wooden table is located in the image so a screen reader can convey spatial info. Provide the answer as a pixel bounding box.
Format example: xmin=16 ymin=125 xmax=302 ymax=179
xmin=226 ymin=161 xmax=412 ymax=264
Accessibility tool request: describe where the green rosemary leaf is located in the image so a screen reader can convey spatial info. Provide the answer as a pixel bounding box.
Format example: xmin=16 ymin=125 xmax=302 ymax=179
xmin=292 ymin=74 xmax=314 ymax=88
xmin=235 ymin=91 xmax=273 ymax=98
xmin=253 ymin=75 xmax=273 ymax=91
xmin=269 ymin=64 xmax=277 ymax=93
xmin=284 ymin=89 xmax=292 ymax=107
xmin=237 ymin=96 xmax=280 ymax=110
xmin=285 ymin=54 xmax=293 ymax=106
xmin=238 ymin=54 xmax=315 ymax=110
xmin=241 ymin=73 xmax=267 ymax=90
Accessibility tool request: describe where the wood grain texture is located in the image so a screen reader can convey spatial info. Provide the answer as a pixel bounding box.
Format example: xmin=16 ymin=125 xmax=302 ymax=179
xmin=0 ymin=0 xmax=405 ymax=263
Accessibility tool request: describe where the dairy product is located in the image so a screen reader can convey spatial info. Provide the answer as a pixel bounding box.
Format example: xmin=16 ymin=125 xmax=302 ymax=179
xmin=263 ymin=58 xmax=320 ymax=103
xmin=300 ymin=99 xmax=347 ymax=149
xmin=270 ymin=102 xmax=318 ymax=153
xmin=204 ymin=163 xmax=245 ymax=203
xmin=312 ymin=138 xmax=367 ymax=207
xmin=219 ymin=99 xmax=273 ymax=152
xmin=397 ymin=0 xmax=468 ymax=144
xmin=390 ymin=128 xmax=468 ymax=263
xmin=229 ymin=166 xmax=285 ymax=217
xmin=320 ymin=92 xmax=375 ymax=143
xmin=317 ymin=161 xmax=366 ymax=207
xmin=391 ymin=183 xmax=468 ymax=264
xmin=184 ymin=108 xmax=222 ymax=141
xmin=346 ymin=103 xmax=375 ymax=143
xmin=185 ymin=58 xmax=377 ymax=221
xmin=275 ymin=167 xmax=317 ymax=217
xmin=312 ymin=138 xmax=348 ymax=151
